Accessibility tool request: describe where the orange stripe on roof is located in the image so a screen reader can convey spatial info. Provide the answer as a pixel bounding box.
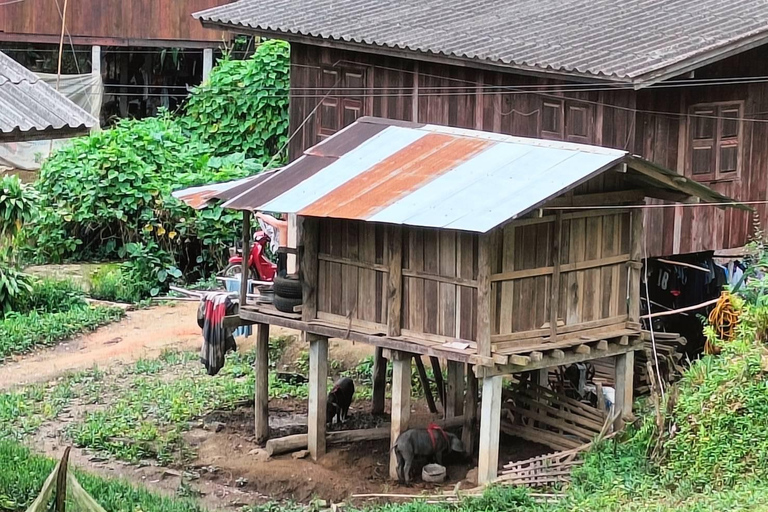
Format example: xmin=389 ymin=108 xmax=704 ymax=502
xmin=301 ymin=133 xmax=492 ymax=219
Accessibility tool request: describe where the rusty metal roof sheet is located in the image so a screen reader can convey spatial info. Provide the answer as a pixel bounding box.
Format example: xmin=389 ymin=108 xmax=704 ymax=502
xmin=222 ymin=117 xmax=740 ymax=233
xmin=0 ymin=52 xmax=97 ymax=141
xmin=194 ymin=0 xmax=768 ymax=86
xmin=172 ymin=169 xmax=281 ymax=209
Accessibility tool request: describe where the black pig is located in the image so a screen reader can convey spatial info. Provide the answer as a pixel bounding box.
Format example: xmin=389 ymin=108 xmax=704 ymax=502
xmin=327 ymin=377 xmax=354 ymax=425
xmin=392 ymin=426 xmax=465 ymax=485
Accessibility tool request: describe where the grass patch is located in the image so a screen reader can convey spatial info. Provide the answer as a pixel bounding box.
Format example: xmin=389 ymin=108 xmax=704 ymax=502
xmin=68 ymin=346 xmax=311 ymax=464
xmin=0 ymin=305 xmax=125 ymax=362
xmin=0 ymin=367 xmax=105 ymax=441
xmin=0 ymin=440 xmax=205 ymax=512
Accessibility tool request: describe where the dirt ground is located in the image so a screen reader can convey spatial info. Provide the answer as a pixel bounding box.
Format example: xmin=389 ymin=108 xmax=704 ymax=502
xmin=2 ymin=301 xmax=548 ymax=508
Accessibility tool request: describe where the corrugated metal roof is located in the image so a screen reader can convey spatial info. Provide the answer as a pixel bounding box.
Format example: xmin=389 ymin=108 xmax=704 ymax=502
xmin=0 ymin=52 xmax=97 ymax=140
xmin=172 ymin=169 xmax=281 ymax=209
xmin=194 ymin=0 xmax=768 ymax=85
xmin=223 ymin=117 xmax=740 ymax=233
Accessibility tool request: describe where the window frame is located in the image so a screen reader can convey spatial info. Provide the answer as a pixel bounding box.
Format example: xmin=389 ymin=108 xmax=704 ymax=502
xmin=686 ymin=101 xmax=744 ymax=182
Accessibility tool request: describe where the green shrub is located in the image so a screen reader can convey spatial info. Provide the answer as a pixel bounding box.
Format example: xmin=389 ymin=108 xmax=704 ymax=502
xmin=0 ymin=306 xmax=124 ymax=361
xmin=0 ymin=264 xmax=32 ymax=315
xmin=14 ymin=277 xmax=85 ymax=313
xmin=0 ymin=175 xmax=36 ymax=242
xmin=185 ymin=40 xmax=289 ymax=160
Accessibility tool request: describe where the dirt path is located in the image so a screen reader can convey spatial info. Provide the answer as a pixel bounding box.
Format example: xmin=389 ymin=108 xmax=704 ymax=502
xmin=0 ymin=302 xmax=204 ymax=390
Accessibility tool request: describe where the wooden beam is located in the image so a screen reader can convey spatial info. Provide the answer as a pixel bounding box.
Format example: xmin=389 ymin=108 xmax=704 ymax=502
xmin=575 ymin=345 xmax=591 ymax=355
xmin=371 ymin=347 xmax=387 ymax=415
xmin=301 ymin=217 xmax=319 ymax=322
xmin=628 ymin=209 xmax=643 ymax=324
xmin=414 ymin=356 xmax=437 ymax=414
xmin=476 ymin=231 xmax=494 ymax=358
xmin=479 ymin=341 xmax=640 ymax=377
xmin=550 ymin=212 xmax=563 ymax=340
xmin=462 ymin=365 xmax=478 ymax=456
xmin=430 ymin=357 xmax=446 ymax=410
xmin=491 ymin=315 xmax=628 ymax=343
xmin=490 ymin=254 xmax=629 ymax=282
xmin=544 ymin=189 xmax=646 ymax=208
xmin=509 ymin=355 xmax=531 ymax=366
xmin=390 ymin=351 xmax=412 ymax=480
xmin=254 ymin=323 xmax=270 ymax=444
xmin=477 ymin=375 xmax=503 ymax=484
xmin=307 ymin=333 xmax=328 ymax=460
xmin=387 ymin=226 xmax=403 ymax=337
xmin=596 ymin=340 xmax=609 ymax=351
xmin=446 ymin=361 xmax=465 ymax=417
xmin=614 ymin=350 xmax=634 ymax=431
xmin=240 ymin=211 xmax=251 ymax=307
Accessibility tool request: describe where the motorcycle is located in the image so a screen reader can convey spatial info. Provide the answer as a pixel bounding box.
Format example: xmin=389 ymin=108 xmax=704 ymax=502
xmin=222 ymin=229 xmax=277 ymax=282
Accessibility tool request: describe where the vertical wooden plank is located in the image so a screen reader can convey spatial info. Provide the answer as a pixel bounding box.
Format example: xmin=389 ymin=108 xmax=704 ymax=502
xmin=566 ymin=217 xmax=586 ymax=325
xmin=308 ymin=334 xmax=328 ymax=460
xmin=582 ymin=216 xmax=603 ymax=322
xmin=358 ymin=223 xmax=377 ymax=322
xmin=254 ymin=323 xmax=270 ymax=444
xmin=462 ymin=365 xmax=479 ymax=456
xmin=614 ymin=350 xmax=635 ymax=431
xmin=457 ymin=232 xmax=476 ymax=340
xmin=390 ymin=352 xmax=412 ymax=480
xmin=498 ymin=224 xmax=515 ymax=335
xmin=371 ymin=347 xmax=387 ymax=415
xmin=424 ymin=229 xmax=439 ymax=334
xmin=446 ymin=360 xmax=465 ymax=417
xmin=343 ymin=221 xmax=359 ymax=318
xmin=240 ymin=211 xmax=251 ymax=307
xmin=301 ymin=217 xmax=319 ymax=322
xmin=537 ymin=368 xmax=549 ymax=389
xmin=438 ymin=231 xmax=457 ymax=337
xmin=477 ymin=375 xmax=503 ymax=484
xmin=549 ymin=213 xmax=563 ymax=339
xmin=477 ymin=232 xmax=493 ymax=357
xmin=628 ymin=210 xmax=643 ymax=323
xmin=330 ymin=220 xmax=344 ymax=315
xmin=407 ymin=228 xmax=425 ymax=333
xmin=387 ymin=225 xmax=403 ymax=336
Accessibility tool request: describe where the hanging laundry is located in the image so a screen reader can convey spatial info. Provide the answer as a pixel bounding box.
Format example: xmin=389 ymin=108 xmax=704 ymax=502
xmin=197 ymin=292 xmax=238 ymax=376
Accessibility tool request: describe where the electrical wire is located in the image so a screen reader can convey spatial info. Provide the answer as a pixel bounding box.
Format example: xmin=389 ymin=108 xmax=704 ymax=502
xmin=643 ymin=217 xmax=665 ymax=402
xmin=0 ymin=0 xmax=25 ymax=5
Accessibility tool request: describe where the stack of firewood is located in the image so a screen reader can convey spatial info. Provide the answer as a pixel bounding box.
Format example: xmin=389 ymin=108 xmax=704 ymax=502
xmin=591 ymin=330 xmax=687 ymax=393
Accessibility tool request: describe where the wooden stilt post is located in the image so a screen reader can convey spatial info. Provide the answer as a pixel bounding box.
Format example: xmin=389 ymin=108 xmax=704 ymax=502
xmin=477 ymin=374 xmax=503 ymax=485
xmin=308 ymin=333 xmax=328 ymax=460
xmin=462 ymin=364 xmax=478 ymax=456
xmin=628 ymin=209 xmax=643 ymax=324
xmin=240 ymin=211 xmax=251 ymax=307
xmin=614 ymin=350 xmax=634 ymax=431
xmin=389 ymin=351 xmax=412 ymax=480
xmin=254 ymin=323 xmax=270 ymax=444
xmin=537 ymin=368 xmax=549 ymax=389
xmin=430 ymin=357 xmax=446 ymax=410
xmin=372 ymin=347 xmax=387 ymax=415
xmin=414 ymin=356 xmax=437 ymax=414
xmin=446 ymin=361 xmax=465 ymax=417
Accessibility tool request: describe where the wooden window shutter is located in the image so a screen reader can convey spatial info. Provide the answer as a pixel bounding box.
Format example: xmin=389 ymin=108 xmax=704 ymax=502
xmin=565 ymin=102 xmax=592 ymax=143
xmin=316 ymin=67 xmax=368 ymax=142
xmin=686 ymin=102 xmax=742 ymax=181
xmin=540 ymin=100 xmax=564 ymax=139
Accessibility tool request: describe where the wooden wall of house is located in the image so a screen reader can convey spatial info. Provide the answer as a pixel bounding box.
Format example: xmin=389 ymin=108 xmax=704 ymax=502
xmin=489 ymin=210 xmax=631 ymax=352
xmin=290 ymin=43 xmax=768 ymax=257
xmin=0 ymin=0 xmax=231 ymax=46
xmin=635 ymin=47 xmax=768 ymax=255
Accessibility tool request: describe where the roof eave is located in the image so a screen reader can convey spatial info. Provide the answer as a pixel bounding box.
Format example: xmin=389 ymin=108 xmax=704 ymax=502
xmin=630 ymin=30 xmax=768 ymax=89
xmin=196 ymin=18 xmax=634 ymax=86
xmin=0 ymin=125 xmax=94 ymax=143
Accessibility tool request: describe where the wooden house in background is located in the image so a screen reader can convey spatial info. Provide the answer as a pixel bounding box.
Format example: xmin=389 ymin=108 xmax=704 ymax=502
xmin=196 ymin=0 xmax=768 ymax=258
xmin=1 ymin=0 xmax=235 ymax=123
xmin=218 ymin=117 xmax=740 ymax=484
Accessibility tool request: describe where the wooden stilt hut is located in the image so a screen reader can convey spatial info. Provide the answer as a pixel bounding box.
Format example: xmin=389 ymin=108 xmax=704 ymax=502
xmin=222 ymin=117 xmax=741 ymax=484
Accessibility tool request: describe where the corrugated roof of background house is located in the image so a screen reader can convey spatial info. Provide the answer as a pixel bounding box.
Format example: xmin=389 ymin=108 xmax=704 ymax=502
xmin=0 ymin=51 xmax=97 ymax=141
xmin=194 ymin=0 xmax=768 ymax=86
xmin=222 ymin=117 xmax=740 ymax=233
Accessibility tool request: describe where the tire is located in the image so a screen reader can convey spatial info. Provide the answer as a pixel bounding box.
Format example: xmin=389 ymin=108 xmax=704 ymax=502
xmin=273 ymin=294 xmax=303 ymax=314
xmin=273 ymin=275 xmax=302 ymax=299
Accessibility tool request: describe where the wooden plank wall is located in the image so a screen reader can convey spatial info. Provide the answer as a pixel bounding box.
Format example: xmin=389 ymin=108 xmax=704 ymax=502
xmin=491 ymin=211 xmax=630 ymax=345
xmin=0 ymin=0 xmax=230 ymax=44
xmin=289 ymin=43 xmax=768 ymax=257
xmin=401 ymin=227 xmax=479 ymax=341
xmin=317 ymin=219 xmax=388 ymax=327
